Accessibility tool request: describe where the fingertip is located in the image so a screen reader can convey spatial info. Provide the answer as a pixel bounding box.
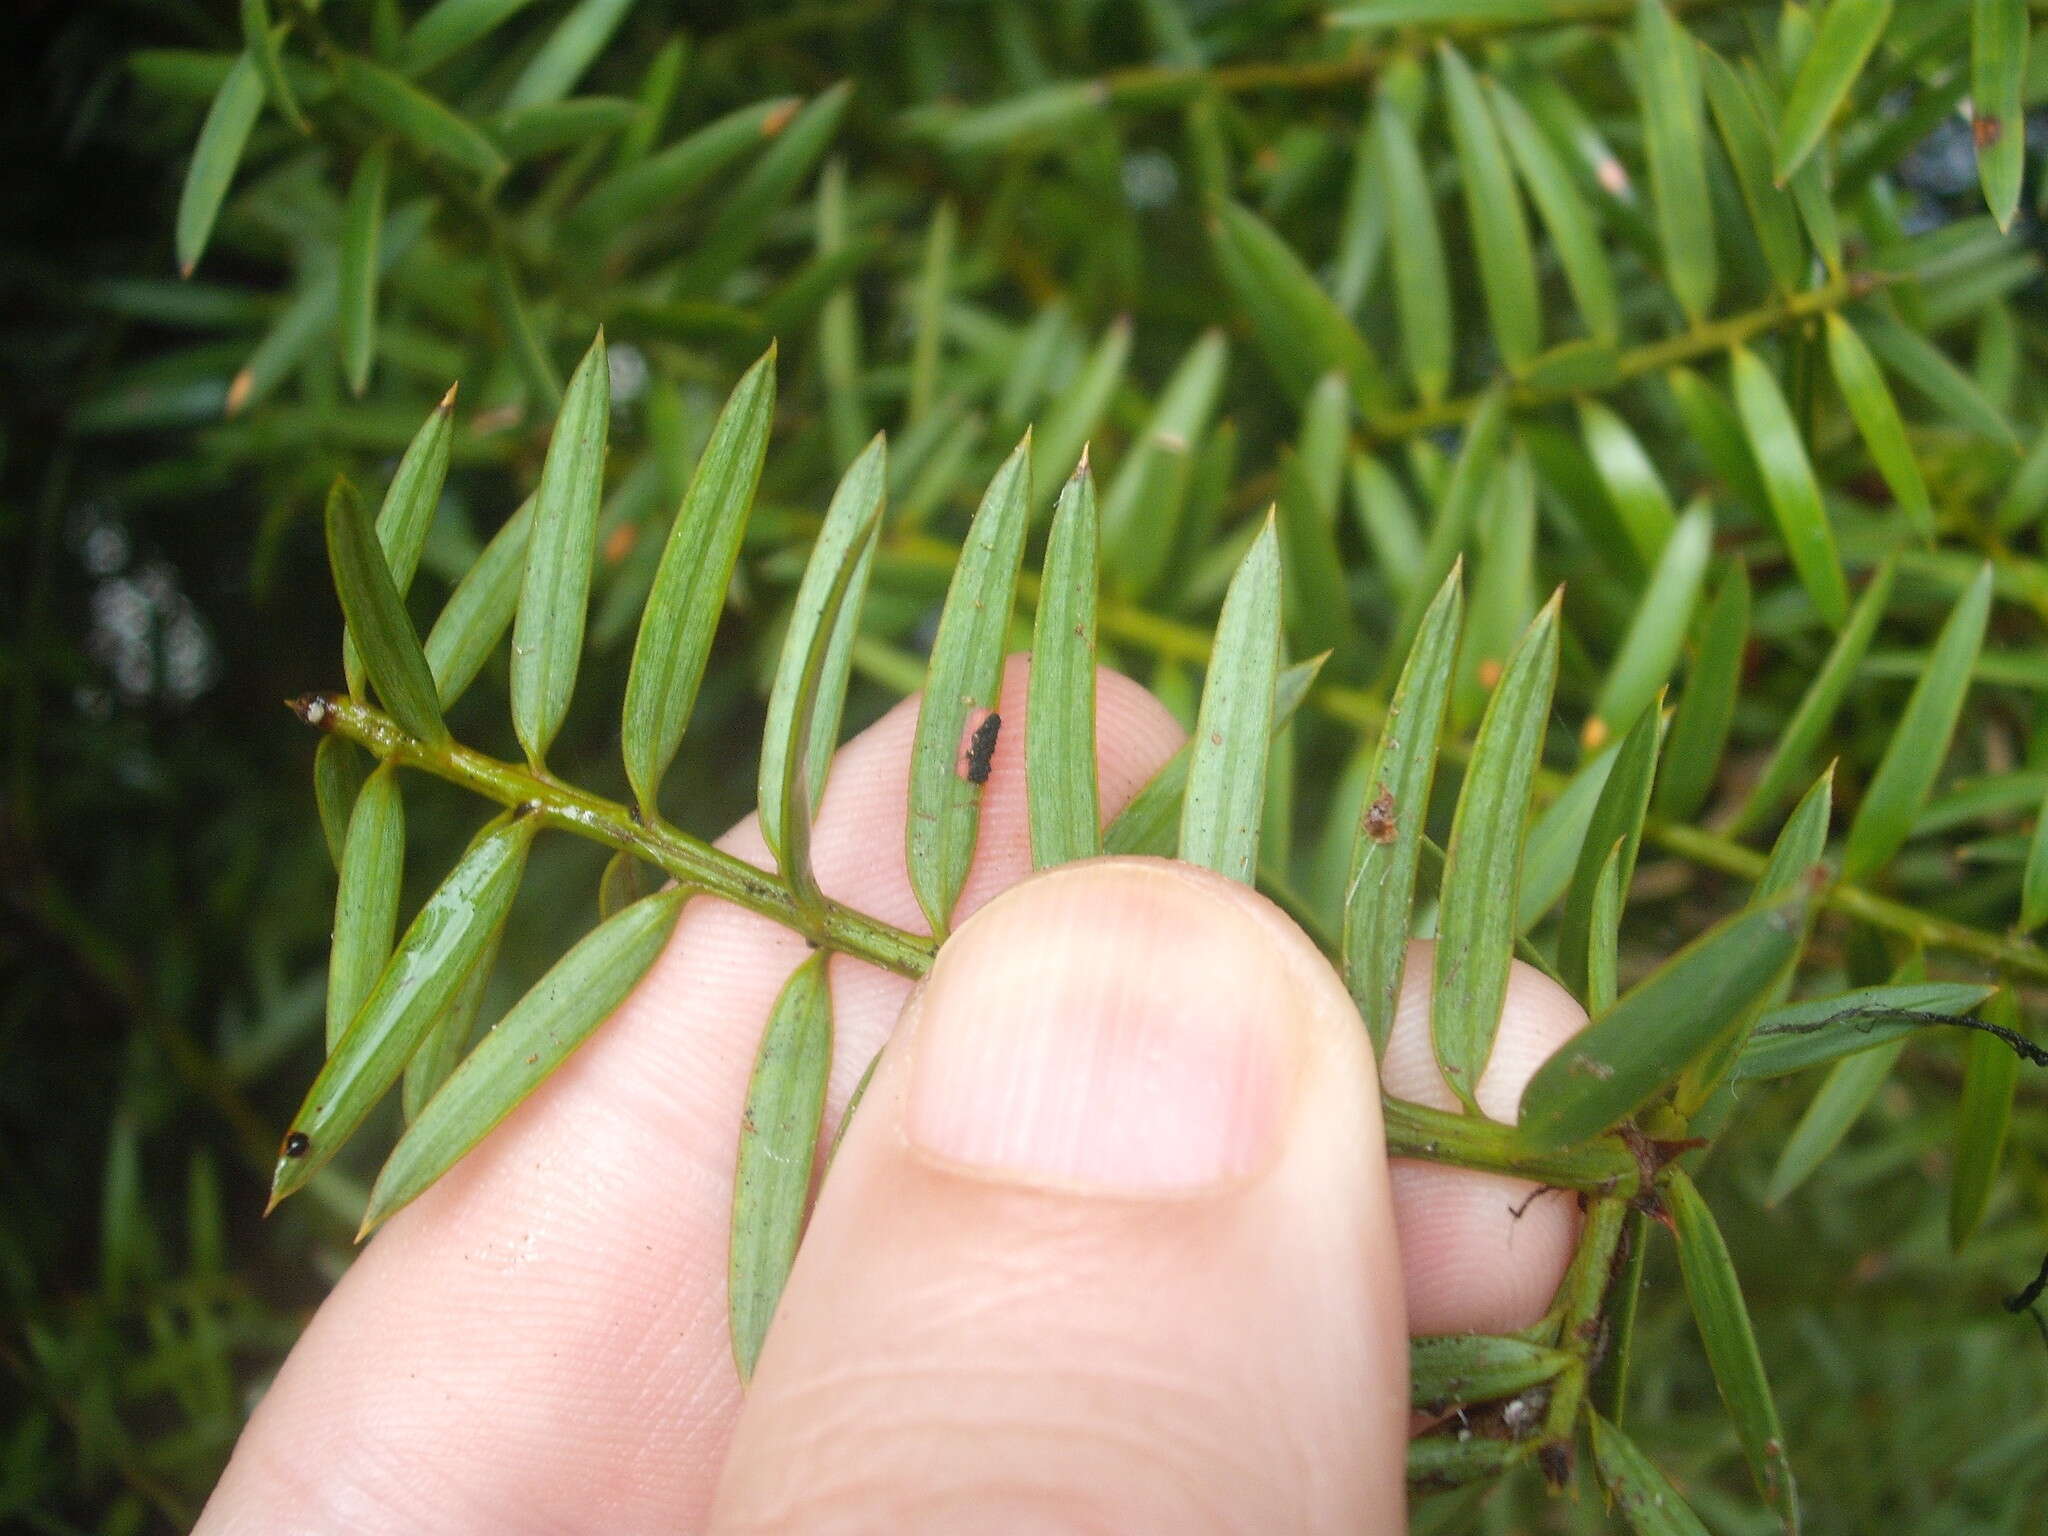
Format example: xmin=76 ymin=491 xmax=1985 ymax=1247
xmin=1380 ymin=940 xmax=1589 ymax=1335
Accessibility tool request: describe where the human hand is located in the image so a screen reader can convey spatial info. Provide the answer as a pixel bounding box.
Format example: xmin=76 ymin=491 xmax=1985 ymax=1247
xmin=197 ymin=659 xmax=1586 ymax=1533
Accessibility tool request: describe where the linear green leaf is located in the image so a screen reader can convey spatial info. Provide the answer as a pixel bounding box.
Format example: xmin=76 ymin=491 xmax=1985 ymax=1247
xmin=1029 ymin=459 xmax=1101 ymax=870
xmin=367 ymin=884 xmax=681 ymax=1234
xmin=1518 ymin=890 xmax=1806 ymax=1151
xmin=338 ymin=142 xmax=390 ymax=396
xmin=240 ymin=0 xmax=307 ymax=133
xmin=175 ymin=51 xmax=264 ymax=277
xmin=314 ymin=736 xmax=370 ymax=869
xmin=1667 ymin=363 xmax=1772 ymax=516
xmin=488 ymin=97 xmax=639 ymax=159
xmin=503 ymin=0 xmax=633 ymax=112
xmin=1180 ymin=516 xmax=1283 ymax=885
xmin=402 ymin=0 xmax=540 ymax=75
xmin=1454 ymin=441 xmax=1535 ymax=728
xmin=1434 ymin=591 xmax=1560 ymax=1110
xmin=907 ymin=437 xmax=1033 ymax=937
xmin=1105 ymin=656 xmax=1326 ymax=859
xmin=1636 ymin=0 xmax=1717 ymax=321
xmin=425 ymin=496 xmax=532 ymax=708
xmin=1519 ymin=736 xmax=1621 ymax=932
xmin=1776 ymin=0 xmax=1892 ymax=183
xmin=1590 ymin=1411 xmax=1715 ymax=1536
xmin=1209 ymin=198 xmax=1389 ymax=413
xmin=1700 ymin=43 xmax=1807 ymax=293
xmin=1590 ymin=503 xmax=1711 ymax=745
xmin=326 ymin=477 xmax=447 ymax=745
xmin=1349 ymin=452 xmax=1425 ymax=604
xmin=1345 ymin=564 xmax=1461 ymax=1053
xmin=2022 ymin=778 xmax=2048 ymax=932
xmin=1578 ymin=400 xmax=1676 ymax=568
xmin=401 ymin=911 xmax=501 ymax=1124
xmin=1736 ymin=558 xmax=1892 ymax=830
xmin=730 ymin=950 xmax=833 ymax=1381
xmin=327 ymin=763 xmax=404 ymax=1057
xmin=674 ymin=81 xmax=849 ymax=299
xmin=1973 ymin=0 xmax=2028 ymax=229
xmin=759 ymin=433 xmax=885 ymax=909
xmin=1275 ymin=373 xmax=1354 ymax=657
xmin=270 ymin=814 xmax=537 ymax=1207
xmin=510 ymin=332 xmax=609 ymax=768
xmin=334 ymin=53 xmax=507 ymax=181
xmin=1734 ymin=980 xmax=1996 ymax=1082
xmin=1377 ymin=96 xmax=1454 ymax=403
xmin=1411 ymin=1333 xmax=1573 ymax=1414
xmin=1389 ymin=387 xmax=1508 ymax=671
xmin=1824 ymin=313 xmax=1933 ymax=542
xmin=1655 ymin=559 xmax=1749 ymax=821
xmin=1587 ymin=838 xmax=1626 ymax=1014
xmin=1857 ymin=310 xmax=2016 ymax=449
xmin=1440 ymin=43 xmax=1541 ymax=370
xmin=1949 ymin=986 xmax=2021 ymax=1250
xmin=567 ymin=96 xmax=801 ymax=245
xmin=1667 ymin=1166 xmax=1800 ymax=1529
xmin=1767 ymin=1032 xmax=1904 ymax=1205
xmin=907 ymin=199 xmax=955 ymax=427
xmin=344 ymin=387 xmax=455 ymax=698
xmin=1559 ymin=699 xmax=1663 ymax=1000
xmin=1840 ymin=561 xmax=1992 ymax=883
xmin=1485 ymin=77 xmax=1618 ymax=343
xmin=1102 ymin=329 xmax=1228 ymax=593
xmin=622 ymin=345 xmax=776 ymax=814
xmin=1730 ymin=344 xmax=1848 ymax=628
xmin=1032 ymin=317 xmax=1130 ymax=506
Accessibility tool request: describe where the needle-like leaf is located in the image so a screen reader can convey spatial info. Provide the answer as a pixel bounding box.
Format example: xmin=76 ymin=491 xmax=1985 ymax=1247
xmin=1840 ymin=562 xmax=1992 ymax=883
xmin=730 ymin=951 xmax=833 ymax=1381
xmin=906 ymin=437 xmax=1032 ymax=937
xmin=1654 ymin=558 xmax=1749 ymax=822
xmin=1180 ymin=516 xmax=1284 ymax=884
xmin=1666 ymin=1166 xmax=1801 ymax=1530
xmin=622 ymin=345 xmax=776 ymax=815
xmin=1344 ymin=563 xmax=1461 ymax=1052
xmin=1775 ymin=0 xmax=1892 ymax=183
xmin=759 ymin=433 xmax=885 ymax=912
xmin=362 ymin=884 xmax=684 ymax=1233
xmin=327 ymin=763 xmax=404 ymax=1053
xmin=175 ymin=50 xmax=265 ymax=277
xmin=510 ymin=331 xmax=610 ymax=766
xmin=1730 ymin=344 xmax=1848 ymax=628
xmin=1635 ymin=0 xmax=1717 ymax=321
xmin=1029 ymin=458 xmax=1101 ymax=870
xmin=1518 ymin=889 xmax=1806 ymax=1150
xmin=343 ymin=387 xmax=455 ymax=699
xmin=270 ymin=814 xmax=537 ymax=1208
xmin=325 ymin=477 xmax=447 ymax=745
xmin=1434 ymin=591 xmax=1559 ymax=1109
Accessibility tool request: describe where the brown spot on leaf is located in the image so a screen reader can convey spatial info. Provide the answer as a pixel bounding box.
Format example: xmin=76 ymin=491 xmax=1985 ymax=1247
xmin=1364 ymin=787 xmax=1397 ymax=844
xmin=1975 ymin=113 xmax=2004 ymax=149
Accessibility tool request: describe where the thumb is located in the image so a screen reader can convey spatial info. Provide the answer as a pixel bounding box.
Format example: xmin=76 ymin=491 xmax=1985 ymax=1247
xmin=711 ymin=858 xmax=1408 ymax=1532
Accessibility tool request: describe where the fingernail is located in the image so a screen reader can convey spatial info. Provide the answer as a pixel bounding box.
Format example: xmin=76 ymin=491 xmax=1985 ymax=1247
xmin=903 ymin=863 xmax=1302 ymax=1195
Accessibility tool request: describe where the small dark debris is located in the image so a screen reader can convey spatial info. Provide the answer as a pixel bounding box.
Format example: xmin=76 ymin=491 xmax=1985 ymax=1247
xmin=283 ymin=1131 xmax=311 ymax=1159
xmin=515 ymin=799 xmax=544 ymax=820
xmin=963 ymin=710 xmax=1001 ymax=785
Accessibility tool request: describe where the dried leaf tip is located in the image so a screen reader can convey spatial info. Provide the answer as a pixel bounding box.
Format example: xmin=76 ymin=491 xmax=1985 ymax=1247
xmin=225 ymin=368 xmax=253 ymax=418
xmin=438 ymin=381 xmax=460 ymax=412
xmin=762 ymin=96 xmax=803 ymax=136
xmin=1075 ymin=442 xmax=1092 ymax=473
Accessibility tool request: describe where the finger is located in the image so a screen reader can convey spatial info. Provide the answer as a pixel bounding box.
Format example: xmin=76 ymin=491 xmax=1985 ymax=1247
xmin=711 ymin=859 xmax=1410 ymax=1534
xmin=1378 ymin=939 xmax=1590 ymax=1335
xmin=196 ymin=659 xmax=1186 ymax=1536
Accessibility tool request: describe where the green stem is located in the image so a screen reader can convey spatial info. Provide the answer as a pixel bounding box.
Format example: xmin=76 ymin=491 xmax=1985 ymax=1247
xmin=296 ymin=692 xmax=937 ymax=978
xmin=1536 ymin=1196 xmax=1630 ymax=1477
xmin=1362 ymin=274 xmax=1879 ymax=442
xmin=301 ymin=694 xmax=1646 ymax=1187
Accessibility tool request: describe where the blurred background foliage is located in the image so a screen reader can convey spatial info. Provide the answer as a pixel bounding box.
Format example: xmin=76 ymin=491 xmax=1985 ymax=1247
xmin=6 ymin=0 xmax=2048 ymax=1529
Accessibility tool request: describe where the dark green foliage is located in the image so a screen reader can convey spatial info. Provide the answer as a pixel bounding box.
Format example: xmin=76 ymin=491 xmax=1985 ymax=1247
xmin=9 ymin=1 xmax=2048 ymax=1530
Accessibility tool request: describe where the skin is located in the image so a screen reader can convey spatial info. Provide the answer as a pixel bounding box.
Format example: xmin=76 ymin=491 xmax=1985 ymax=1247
xmin=197 ymin=658 xmax=1584 ymax=1534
